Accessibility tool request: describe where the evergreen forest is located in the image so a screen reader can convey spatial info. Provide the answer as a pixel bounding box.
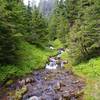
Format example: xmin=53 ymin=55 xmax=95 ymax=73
xmin=0 ymin=0 xmax=100 ymax=99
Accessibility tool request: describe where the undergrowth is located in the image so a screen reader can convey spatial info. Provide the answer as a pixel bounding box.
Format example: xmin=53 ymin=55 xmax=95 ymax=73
xmin=73 ymin=57 xmax=100 ymax=100
xmin=0 ymin=41 xmax=56 ymax=82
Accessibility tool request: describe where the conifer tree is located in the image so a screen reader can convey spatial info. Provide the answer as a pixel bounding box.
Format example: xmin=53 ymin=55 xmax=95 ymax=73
xmin=65 ymin=0 xmax=100 ymax=63
xmin=0 ymin=0 xmax=20 ymax=64
xmin=48 ymin=0 xmax=68 ymax=45
xmin=26 ymin=6 xmax=48 ymax=46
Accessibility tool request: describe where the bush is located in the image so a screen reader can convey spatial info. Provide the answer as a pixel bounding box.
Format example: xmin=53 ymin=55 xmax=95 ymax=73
xmin=53 ymin=39 xmax=63 ymax=49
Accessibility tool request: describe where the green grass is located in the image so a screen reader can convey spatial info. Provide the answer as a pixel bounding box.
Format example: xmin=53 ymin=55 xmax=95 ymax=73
xmin=0 ymin=41 xmax=56 ymax=82
xmin=61 ymin=51 xmax=100 ymax=100
xmin=73 ymin=57 xmax=100 ymax=100
xmin=74 ymin=57 xmax=100 ymax=78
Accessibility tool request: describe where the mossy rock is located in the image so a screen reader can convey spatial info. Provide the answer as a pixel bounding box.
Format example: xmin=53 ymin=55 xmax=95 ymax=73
xmin=8 ymin=86 xmax=27 ymax=100
xmin=5 ymin=80 xmax=14 ymax=86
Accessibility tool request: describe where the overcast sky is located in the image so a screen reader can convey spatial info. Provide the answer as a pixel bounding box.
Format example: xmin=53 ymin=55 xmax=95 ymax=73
xmin=23 ymin=0 xmax=40 ymax=6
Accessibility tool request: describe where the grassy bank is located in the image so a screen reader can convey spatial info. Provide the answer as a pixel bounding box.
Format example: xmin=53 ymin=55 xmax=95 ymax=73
xmin=0 ymin=41 xmax=56 ymax=82
xmin=73 ymin=57 xmax=100 ymax=100
xmin=61 ymin=51 xmax=100 ymax=100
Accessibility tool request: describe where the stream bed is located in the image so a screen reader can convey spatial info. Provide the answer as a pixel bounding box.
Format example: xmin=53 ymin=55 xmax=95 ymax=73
xmin=0 ymin=69 xmax=85 ymax=100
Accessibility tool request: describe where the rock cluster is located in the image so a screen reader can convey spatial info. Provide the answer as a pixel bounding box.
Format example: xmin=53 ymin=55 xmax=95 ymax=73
xmin=22 ymin=69 xmax=85 ymax=100
xmin=0 ymin=69 xmax=85 ymax=100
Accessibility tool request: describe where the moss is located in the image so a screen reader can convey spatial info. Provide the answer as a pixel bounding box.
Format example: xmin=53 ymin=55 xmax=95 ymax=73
xmin=8 ymin=86 xmax=27 ymax=100
xmin=5 ymin=80 xmax=14 ymax=86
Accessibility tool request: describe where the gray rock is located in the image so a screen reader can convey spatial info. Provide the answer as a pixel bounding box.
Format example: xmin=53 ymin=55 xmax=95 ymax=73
xmin=27 ymin=96 xmax=40 ymax=100
xmin=53 ymin=81 xmax=61 ymax=90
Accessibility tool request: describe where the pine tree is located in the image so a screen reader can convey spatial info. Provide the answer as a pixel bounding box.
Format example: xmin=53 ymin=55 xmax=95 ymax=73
xmin=56 ymin=0 xmax=67 ymax=44
xmin=48 ymin=13 xmax=58 ymax=41
xmin=0 ymin=0 xmax=19 ymax=64
xmin=66 ymin=0 xmax=100 ymax=63
xmin=48 ymin=0 xmax=68 ymax=45
xmin=26 ymin=6 xmax=48 ymax=46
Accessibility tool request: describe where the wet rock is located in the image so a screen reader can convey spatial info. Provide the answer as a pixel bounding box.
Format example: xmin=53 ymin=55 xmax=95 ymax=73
xmin=60 ymin=82 xmax=66 ymax=87
xmin=19 ymin=79 xmax=25 ymax=86
xmin=44 ymin=77 xmax=47 ymax=80
xmin=41 ymin=94 xmax=55 ymax=100
xmin=25 ymin=77 xmax=35 ymax=84
xmin=28 ymin=96 xmax=40 ymax=100
xmin=9 ymin=86 xmax=27 ymax=100
xmin=72 ymin=80 xmax=80 ymax=84
xmin=53 ymin=81 xmax=61 ymax=90
xmin=0 ymin=69 xmax=85 ymax=100
xmin=62 ymin=91 xmax=70 ymax=98
xmin=70 ymin=97 xmax=77 ymax=100
xmin=26 ymin=78 xmax=31 ymax=84
xmin=54 ymin=94 xmax=63 ymax=100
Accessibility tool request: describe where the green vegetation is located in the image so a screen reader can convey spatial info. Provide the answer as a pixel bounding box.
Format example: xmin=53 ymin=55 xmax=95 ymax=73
xmin=0 ymin=0 xmax=49 ymax=65
xmin=0 ymin=0 xmax=53 ymax=82
xmin=0 ymin=0 xmax=100 ymax=99
xmin=48 ymin=0 xmax=68 ymax=44
xmin=73 ymin=57 xmax=100 ymax=100
xmin=74 ymin=57 xmax=100 ymax=78
xmin=0 ymin=41 xmax=56 ymax=82
xmin=61 ymin=50 xmax=100 ymax=99
xmin=67 ymin=0 xmax=100 ymax=64
xmin=53 ymin=39 xmax=63 ymax=49
xmin=49 ymin=0 xmax=100 ymax=64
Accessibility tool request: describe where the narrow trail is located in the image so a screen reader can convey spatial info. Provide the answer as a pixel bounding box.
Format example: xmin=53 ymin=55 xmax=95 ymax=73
xmin=0 ymin=49 xmax=85 ymax=100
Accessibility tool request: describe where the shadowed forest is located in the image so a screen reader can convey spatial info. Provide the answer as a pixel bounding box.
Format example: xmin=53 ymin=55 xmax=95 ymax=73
xmin=0 ymin=0 xmax=100 ymax=100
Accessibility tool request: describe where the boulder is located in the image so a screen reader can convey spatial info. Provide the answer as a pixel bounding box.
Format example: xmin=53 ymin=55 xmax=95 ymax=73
xmin=19 ymin=79 xmax=25 ymax=86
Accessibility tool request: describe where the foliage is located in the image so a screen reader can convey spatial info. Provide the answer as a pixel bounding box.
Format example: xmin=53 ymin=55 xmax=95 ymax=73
xmin=0 ymin=0 xmax=49 ymax=65
xmin=26 ymin=7 xmax=48 ymax=46
xmin=48 ymin=0 xmax=68 ymax=44
xmin=0 ymin=41 xmax=56 ymax=82
xmin=65 ymin=0 xmax=100 ymax=64
xmin=73 ymin=57 xmax=100 ymax=100
xmin=74 ymin=57 xmax=100 ymax=78
xmin=0 ymin=0 xmax=21 ymax=64
xmin=49 ymin=0 xmax=100 ymax=64
xmin=53 ymin=39 xmax=63 ymax=49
